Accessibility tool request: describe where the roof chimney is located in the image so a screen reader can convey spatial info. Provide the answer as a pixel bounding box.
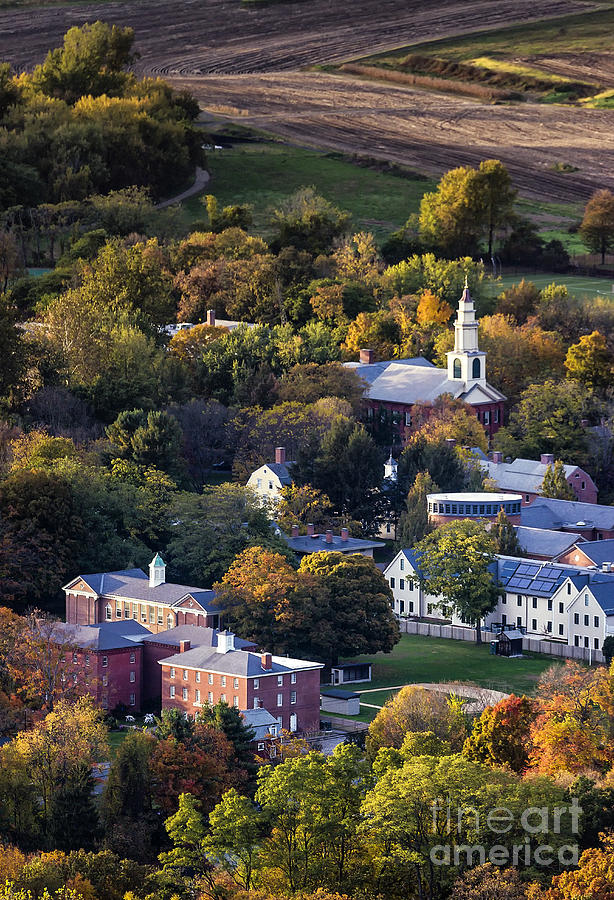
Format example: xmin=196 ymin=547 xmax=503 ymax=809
xmin=492 ymin=451 xmax=503 ymax=464
xmin=307 ymin=523 xmax=315 ymax=536
xmin=217 ymin=630 xmax=235 ymax=654
xmin=325 ymin=530 xmax=334 ymax=544
xmin=581 ymin=419 xmax=589 ymax=427
xmin=275 ymin=447 xmax=286 ymax=465
xmin=359 ymin=348 xmax=374 ymax=365
xmin=179 ymin=640 xmax=191 ymax=653
xmin=261 ymin=652 xmax=272 ymax=670
xmin=206 ymin=309 xmax=215 ymax=326
xmin=602 ymin=562 xmax=611 ymax=573
xmin=541 ymin=453 xmax=555 ymax=466
xmin=341 ymin=527 xmax=349 ymax=541
xmin=291 ymin=524 xmax=299 ymax=538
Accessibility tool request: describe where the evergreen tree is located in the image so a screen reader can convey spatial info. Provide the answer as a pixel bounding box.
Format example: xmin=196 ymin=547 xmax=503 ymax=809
xmin=540 ymin=461 xmax=576 ymax=500
xmin=46 ymin=762 xmax=101 ymax=851
xmin=396 ymin=472 xmax=437 ymax=548
xmin=490 ymin=508 xmax=522 ymax=557
xmin=197 ymin=702 xmax=257 ymax=789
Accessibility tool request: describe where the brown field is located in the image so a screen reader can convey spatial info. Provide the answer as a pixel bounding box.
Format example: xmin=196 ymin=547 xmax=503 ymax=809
xmin=0 ymin=0 xmax=613 ymax=202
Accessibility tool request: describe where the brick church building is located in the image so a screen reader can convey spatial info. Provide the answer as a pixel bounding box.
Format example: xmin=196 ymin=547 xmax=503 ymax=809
xmin=345 ymin=280 xmax=505 ymax=446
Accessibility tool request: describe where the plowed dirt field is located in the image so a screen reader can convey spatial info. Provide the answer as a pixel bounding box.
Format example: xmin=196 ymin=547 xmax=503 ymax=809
xmin=0 ymin=0 xmax=611 ymax=202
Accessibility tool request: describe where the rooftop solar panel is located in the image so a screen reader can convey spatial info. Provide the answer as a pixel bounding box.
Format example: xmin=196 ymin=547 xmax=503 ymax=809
xmin=518 ymin=564 xmax=540 ymax=576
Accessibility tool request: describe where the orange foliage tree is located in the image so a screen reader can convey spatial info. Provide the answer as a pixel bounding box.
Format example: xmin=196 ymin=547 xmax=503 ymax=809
xmin=527 ymin=833 xmax=614 ymax=899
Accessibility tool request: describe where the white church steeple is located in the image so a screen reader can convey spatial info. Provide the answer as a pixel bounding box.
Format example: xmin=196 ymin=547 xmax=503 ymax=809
xmin=446 ymin=277 xmax=486 ymax=387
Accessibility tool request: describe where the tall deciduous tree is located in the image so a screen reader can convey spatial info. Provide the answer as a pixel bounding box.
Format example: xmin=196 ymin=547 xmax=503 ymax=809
xmin=297 ymin=552 xmax=399 ymax=666
xmin=580 ymin=188 xmax=614 ymax=264
xmin=414 ymin=520 xmax=500 ymax=643
xmin=396 ymin=471 xmax=437 ymax=549
xmin=463 ymin=694 xmax=537 ymax=773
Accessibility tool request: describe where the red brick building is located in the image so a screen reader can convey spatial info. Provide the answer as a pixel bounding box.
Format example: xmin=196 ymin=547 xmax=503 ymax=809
xmin=63 ymin=555 xmax=222 ymax=635
xmin=160 ymin=631 xmax=323 ymax=733
xmin=53 ymin=621 xmax=257 ymax=712
xmin=345 ymin=282 xmax=505 ymax=446
xmin=479 ymin=452 xmax=598 ymax=506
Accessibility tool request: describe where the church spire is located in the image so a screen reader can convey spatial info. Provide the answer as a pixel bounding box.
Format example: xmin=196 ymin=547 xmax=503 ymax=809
xmin=446 ymin=280 xmax=486 ymax=385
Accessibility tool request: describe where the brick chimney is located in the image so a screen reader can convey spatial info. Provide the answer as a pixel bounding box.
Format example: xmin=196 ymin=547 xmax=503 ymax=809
xmin=206 ymin=309 xmax=215 ymax=326
xmin=540 ymin=453 xmax=555 ymax=465
xmin=491 ymin=451 xmax=503 ymax=464
xmin=602 ymin=562 xmax=611 ymax=573
xmin=325 ymin=530 xmax=334 ymax=544
xmin=261 ymin=652 xmax=272 ymax=670
xmin=581 ymin=419 xmax=589 ymax=427
xmin=179 ymin=640 xmax=191 ymax=653
xmin=307 ymin=523 xmax=315 ymax=536
xmin=341 ymin=527 xmax=349 ymax=541
xmin=275 ymin=447 xmax=286 ymax=464
xmin=359 ymin=348 xmax=374 ymax=365
xmin=291 ymin=524 xmax=299 ymax=538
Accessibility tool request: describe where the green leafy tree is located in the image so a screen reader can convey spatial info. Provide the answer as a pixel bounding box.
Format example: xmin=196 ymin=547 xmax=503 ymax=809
xmin=269 ymin=187 xmax=350 ymax=256
xmin=159 ymin=792 xmax=211 ymax=878
xmin=46 ymin=762 xmax=101 ymax=851
xmin=203 ymin=788 xmax=264 ymax=890
xmin=297 ymin=552 xmax=399 ymax=666
xmin=491 ymin=507 xmax=522 ymax=556
xmin=106 ymin=409 xmax=183 ymax=477
xmin=580 ymin=188 xmax=614 ymax=264
xmin=414 ymin=520 xmax=500 ymax=642
xmin=463 ymin=694 xmax=537 ymax=773
xmin=565 ymin=330 xmax=614 ymax=392
xmin=540 ymin=460 xmax=576 ymax=501
xmin=475 ymin=159 xmax=517 ymax=258
xmin=493 ymin=379 xmax=594 ymax=465
xmin=31 ymin=21 xmax=135 ymax=103
xmin=381 ymin=254 xmax=491 ymax=317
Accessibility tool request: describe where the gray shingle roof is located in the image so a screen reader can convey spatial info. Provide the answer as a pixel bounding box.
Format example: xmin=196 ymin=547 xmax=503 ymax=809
xmin=65 ymin=568 xmax=217 ymax=611
xmin=522 ymin=498 xmax=614 ymax=531
xmin=240 ymin=708 xmax=279 ymax=740
xmin=567 ymin=539 xmax=614 ymax=566
xmin=141 ymin=624 xmax=254 ymax=650
xmin=515 ymin=526 xmax=582 ymax=560
xmin=263 ymin=462 xmax=294 ymax=485
xmin=344 ymin=357 xmax=505 ymax=404
xmin=482 ymin=458 xmax=581 ymax=495
xmin=54 ymin=620 xmax=150 ymax=650
xmin=159 ymin=646 xmax=322 ymax=676
xmin=282 ymin=534 xmax=384 ymax=555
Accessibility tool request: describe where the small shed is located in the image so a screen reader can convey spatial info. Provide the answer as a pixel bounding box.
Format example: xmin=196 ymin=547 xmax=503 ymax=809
xmin=320 ymin=688 xmax=360 ymax=716
xmin=491 ymin=628 xmax=524 ymax=658
xmin=330 ymin=662 xmax=372 ymax=685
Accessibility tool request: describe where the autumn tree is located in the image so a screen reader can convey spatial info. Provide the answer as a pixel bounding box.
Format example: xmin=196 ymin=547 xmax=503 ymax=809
xmin=463 ymin=694 xmax=537 ymax=773
xmin=332 ymin=231 xmax=380 ymax=284
xmin=580 ymin=188 xmax=614 ymax=264
xmin=411 ymin=394 xmax=489 ymax=453
xmin=565 ymin=330 xmax=614 ymax=392
xmin=526 ymin=833 xmax=614 ymax=900
xmin=277 ymin=362 xmax=364 ymax=410
xmin=276 ymin=484 xmax=336 ymax=534
xmin=451 ymin=864 xmax=528 ymax=900
xmin=416 ymin=289 xmax=453 ymax=326
xmin=197 ymin=701 xmax=257 ymax=789
xmin=414 ymin=520 xmax=500 ymax=642
xmin=366 ymin=685 xmax=466 ymax=759
xmin=496 ymin=279 xmax=540 ymax=325
xmin=540 ymin=461 xmax=576 ymax=501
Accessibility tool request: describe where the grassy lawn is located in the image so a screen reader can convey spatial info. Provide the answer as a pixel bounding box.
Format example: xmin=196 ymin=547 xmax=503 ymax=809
xmin=488 ymin=272 xmax=614 ymax=300
xmin=180 ymin=142 xmax=435 ymax=242
xmin=342 ymin=634 xmax=556 ymax=698
xmin=107 ymin=729 xmax=129 ymax=759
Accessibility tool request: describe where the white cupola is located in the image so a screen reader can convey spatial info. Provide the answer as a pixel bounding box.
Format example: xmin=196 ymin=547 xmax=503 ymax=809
xmin=446 ymin=277 xmax=487 ymax=387
xmin=149 ymin=553 xmax=166 ymax=587
xmin=384 ymin=453 xmax=398 ymax=482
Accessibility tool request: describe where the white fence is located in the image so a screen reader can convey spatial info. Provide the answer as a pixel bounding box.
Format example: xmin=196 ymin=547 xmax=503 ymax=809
xmin=398 ymin=618 xmax=604 ymax=664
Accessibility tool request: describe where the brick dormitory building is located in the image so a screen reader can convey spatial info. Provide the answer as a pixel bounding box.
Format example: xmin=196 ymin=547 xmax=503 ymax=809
xmin=59 ymin=555 xmax=323 ymax=732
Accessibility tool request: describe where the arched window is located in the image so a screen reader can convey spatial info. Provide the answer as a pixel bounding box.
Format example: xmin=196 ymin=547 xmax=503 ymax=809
xmin=167 ymin=613 xmax=174 ymax=629
xmin=472 ymin=358 xmax=481 ymax=379
xmin=105 ymin=603 xmax=112 ymax=620
xmin=453 ymin=358 xmax=461 ymax=379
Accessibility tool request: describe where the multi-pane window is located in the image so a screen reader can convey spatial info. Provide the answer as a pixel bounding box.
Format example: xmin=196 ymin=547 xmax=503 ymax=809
xmin=233 ymin=696 xmax=239 ymax=707
xmin=195 ymin=672 xmax=200 ymax=683
xmin=170 ymin=667 xmax=176 ymax=678
xmin=183 ymin=669 xmax=188 ymax=680
xmin=291 ymin=673 xmax=297 ymax=684
xmin=169 ymin=685 xmax=175 ymax=698
xmin=208 ymin=692 xmax=213 ymax=704
xmin=277 ymin=693 xmax=283 ymax=707
xmin=208 ymin=673 xmax=214 ymax=685
xmin=221 ymin=676 xmax=226 ymax=687
xmin=130 ymin=652 xmax=136 ymax=664
xmin=102 ymin=656 xmax=108 ymax=667
xmin=182 ymin=688 xmax=188 ymax=701
xmin=234 ymin=678 xmax=239 ymax=689
xmin=129 ymin=693 xmax=135 ymax=706
xmin=195 ymin=689 xmax=200 ymax=703
xmin=277 ymin=675 xmax=283 ymax=686
xmin=290 ymin=691 xmax=297 ymax=704
xmin=130 ymin=671 xmax=135 ymax=683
